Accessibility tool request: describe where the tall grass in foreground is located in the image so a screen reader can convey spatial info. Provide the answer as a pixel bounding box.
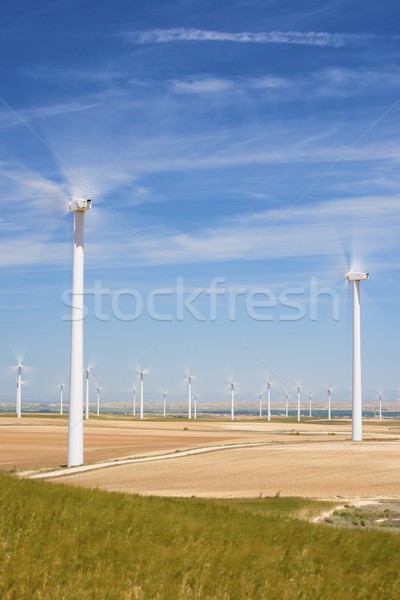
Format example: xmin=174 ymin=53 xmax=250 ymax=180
xmin=0 ymin=473 xmax=399 ymax=599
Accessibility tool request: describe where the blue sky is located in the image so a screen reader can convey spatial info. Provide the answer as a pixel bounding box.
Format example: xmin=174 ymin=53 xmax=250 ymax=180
xmin=0 ymin=0 xmax=399 ymax=409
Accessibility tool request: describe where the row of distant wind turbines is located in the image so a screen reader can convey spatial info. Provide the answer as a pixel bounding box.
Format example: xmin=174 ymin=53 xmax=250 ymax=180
xmin=62 ymin=199 xmax=369 ymax=467
xmin=56 ymin=375 xmax=385 ymax=423
xmin=13 ymin=362 xmax=384 ymax=425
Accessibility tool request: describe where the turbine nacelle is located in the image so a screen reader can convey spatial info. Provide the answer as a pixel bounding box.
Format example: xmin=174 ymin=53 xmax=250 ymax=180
xmin=69 ymin=198 xmax=92 ymax=213
xmin=345 ymin=271 xmax=369 ymax=281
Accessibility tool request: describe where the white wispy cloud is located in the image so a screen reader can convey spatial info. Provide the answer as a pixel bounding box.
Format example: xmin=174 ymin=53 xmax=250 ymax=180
xmin=170 ymin=78 xmax=233 ymax=94
xmin=127 ymin=28 xmax=374 ymax=48
xmin=3 ymin=195 xmax=398 ymax=270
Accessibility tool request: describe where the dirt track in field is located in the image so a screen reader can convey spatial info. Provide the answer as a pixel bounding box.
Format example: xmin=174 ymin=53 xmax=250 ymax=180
xmin=3 ymin=416 xmax=400 ymax=499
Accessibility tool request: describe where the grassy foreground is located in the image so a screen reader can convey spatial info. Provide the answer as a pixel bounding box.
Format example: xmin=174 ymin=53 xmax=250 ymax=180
xmin=1 ymin=474 xmax=399 ymax=599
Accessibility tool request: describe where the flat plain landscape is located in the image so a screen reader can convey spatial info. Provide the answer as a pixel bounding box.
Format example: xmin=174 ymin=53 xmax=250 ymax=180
xmin=2 ymin=415 xmax=400 ymax=500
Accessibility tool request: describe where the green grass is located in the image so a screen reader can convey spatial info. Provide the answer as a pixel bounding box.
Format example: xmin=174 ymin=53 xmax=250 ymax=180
xmin=1 ymin=473 xmax=400 ymax=599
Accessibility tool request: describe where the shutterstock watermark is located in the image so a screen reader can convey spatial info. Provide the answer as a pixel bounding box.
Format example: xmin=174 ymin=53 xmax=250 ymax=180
xmin=62 ymin=276 xmax=340 ymax=322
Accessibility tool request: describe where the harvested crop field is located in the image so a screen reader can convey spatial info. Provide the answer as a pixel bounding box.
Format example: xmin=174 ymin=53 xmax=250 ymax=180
xmin=4 ymin=415 xmax=400 ymax=500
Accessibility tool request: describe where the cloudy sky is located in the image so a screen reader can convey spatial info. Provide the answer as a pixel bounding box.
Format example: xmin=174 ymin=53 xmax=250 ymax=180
xmin=1 ymin=0 xmax=399 ymax=409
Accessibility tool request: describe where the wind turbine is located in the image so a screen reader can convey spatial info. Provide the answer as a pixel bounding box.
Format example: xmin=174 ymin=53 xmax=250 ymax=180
xmin=345 ymin=271 xmax=369 ymax=441
xmin=258 ymin=392 xmax=263 ymax=418
xmin=139 ymin=370 xmax=145 ymax=419
xmin=60 ymin=383 xmax=64 ymax=415
xmin=163 ymin=391 xmax=167 ymax=418
xmin=193 ymin=393 xmax=198 ymax=419
xmin=327 ymin=388 xmax=332 ymax=421
xmin=378 ymin=393 xmax=382 ymax=422
xmin=96 ymin=386 xmax=101 ymax=416
xmin=297 ymin=385 xmax=301 ymax=422
xmin=309 ymin=393 xmax=312 ymax=418
xmin=16 ymin=363 xmax=22 ymax=418
xmin=132 ymin=386 xmax=136 ymax=417
xmin=266 ymin=381 xmax=272 ymax=422
xmin=229 ymin=380 xmax=236 ymax=421
xmin=84 ymin=367 xmax=91 ymax=420
xmin=285 ymin=392 xmax=289 ymax=418
xmin=12 ymin=360 xmax=29 ymax=419
xmin=67 ymin=197 xmax=91 ymax=468
xmin=186 ymin=373 xmax=194 ymax=419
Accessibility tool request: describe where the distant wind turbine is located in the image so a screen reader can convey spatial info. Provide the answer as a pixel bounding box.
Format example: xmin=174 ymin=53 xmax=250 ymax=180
xmin=309 ymin=393 xmax=312 ymax=418
xmin=186 ymin=373 xmax=194 ymax=419
xmin=132 ymin=386 xmax=136 ymax=416
xmin=85 ymin=367 xmax=91 ymax=420
xmin=285 ymin=392 xmax=289 ymax=418
xmin=258 ymin=392 xmax=262 ymax=418
xmin=266 ymin=381 xmax=271 ymax=422
xmin=16 ymin=362 xmax=22 ymax=418
xmin=327 ymin=388 xmax=332 ymax=421
xmin=96 ymin=386 xmax=101 ymax=416
xmin=378 ymin=393 xmax=382 ymax=422
xmin=193 ymin=393 xmax=198 ymax=419
xmin=229 ymin=380 xmax=236 ymax=421
xmin=345 ymin=270 xmax=369 ymax=441
xmin=12 ymin=360 xmax=30 ymax=419
xmin=163 ymin=391 xmax=167 ymax=418
xmin=297 ymin=385 xmax=301 ymax=422
xmin=60 ymin=383 xmax=64 ymax=415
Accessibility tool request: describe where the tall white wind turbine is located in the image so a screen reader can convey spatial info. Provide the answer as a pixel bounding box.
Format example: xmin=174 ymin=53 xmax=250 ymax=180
xmin=132 ymin=386 xmax=136 ymax=417
xmin=258 ymin=392 xmax=263 ymax=418
xmin=186 ymin=373 xmax=194 ymax=419
xmin=163 ymin=391 xmax=167 ymax=418
xmin=96 ymin=386 xmax=101 ymax=416
xmin=12 ymin=360 xmax=29 ymax=419
xmin=133 ymin=366 xmax=148 ymax=420
xmin=85 ymin=367 xmax=91 ymax=420
xmin=60 ymin=383 xmax=64 ymax=415
xmin=139 ymin=370 xmax=147 ymax=420
xmin=266 ymin=381 xmax=271 ymax=422
xmin=378 ymin=393 xmax=382 ymax=422
xmin=67 ymin=197 xmax=91 ymax=468
xmin=229 ymin=380 xmax=236 ymax=421
xmin=193 ymin=393 xmax=198 ymax=419
xmin=309 ymin=393 xmax=312 ymax=418
xmin=297 ymin=385 xmax=301 ymax=422
xmin=327 ymin=388 xmax=332 ymax=421
xmin=16 ymin=363 xmax=22 ymax=418
xmin=345 ymin=271 xmax=369 ymax=441
xmin=285 ymin=392 xmax=289 ymax=418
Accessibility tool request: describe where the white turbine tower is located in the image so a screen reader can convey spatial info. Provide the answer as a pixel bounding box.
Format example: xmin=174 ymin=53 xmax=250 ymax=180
xmin=60 ymin=383 xmax=64 ymax=415
xmin=309 ymin=393 xmax=312 ymax=418
xmin=266 ymin=381 xmax=272 ymax=422
xmin=16 ymin=363 xmax=22 ymax=418
xmin=378 ymin=393 xmax=382 ymax=422
xmin=327 ymin=388 xmax=332 ymax=421
xmin=15 ymin=379 xmax=19 ymax=417
xmin=85 ymin=367 xmax=91 ymax=420
xmin=285 ymin=392 xmax=289 ymax=418
xmin=229 ymin=380 xmax=235 ymax=421
xmin=186 ymin=373 xmax=194 ymax=419
xmin=133 ymin=366 xmax=148 ymax=420
xmin=12 ymin=360 xmax=29 ymax=419
xmin=139 ymin=370 xmax=146 ymax=420
xmin=258 ymin=392 xmax=262 ymax=418
xmin=297 ymin=385 xmax=301 ymax=422
xmin=346 ymin=271 xmax=369 ymax=442
xmin=132 ymin=386 xmax=136 ymax=416
xmin=96 ymin=386 xmax=101 ymax=416
xmin=67 ymin=197 xmax=91 ymax=468
xmin=163 ymin=391 xmax=167 ymax=418
xmin=193 ymin=393 xmax=198 ymax=419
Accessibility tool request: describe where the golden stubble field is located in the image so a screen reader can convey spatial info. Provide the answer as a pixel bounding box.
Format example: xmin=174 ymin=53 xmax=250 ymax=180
xmin=2 ymin=415 xmax=400 ymax=499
